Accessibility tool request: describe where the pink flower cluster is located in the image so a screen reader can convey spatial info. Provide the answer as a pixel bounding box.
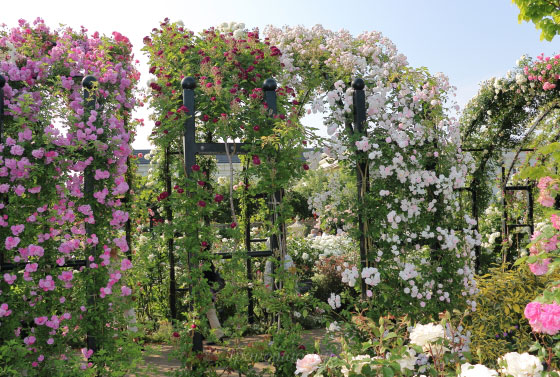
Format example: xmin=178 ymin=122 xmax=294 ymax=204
xmin=0 ymin=18 xmax=138 ymax=369
xmin=525 ymin=301 xmax=560 ymax=335
xmin=524 ymin=53 xmax=560 ymax=91
xmin=528 ymin=228 xmax=559 ymax=276
xmin=537 ymin=176 xmax=557 ymax=207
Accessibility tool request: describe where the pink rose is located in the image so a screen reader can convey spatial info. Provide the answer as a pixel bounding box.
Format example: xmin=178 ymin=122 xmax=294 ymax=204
xmin=3 ymin=273 xmax=16 ymax=285
xmin=24 ymin=336 xmax=36 ymax=345
xmin=0 ymin=303 xmax=12 ymax=317
xmin=529 ymin=258 xmax=551 ymax=276
xmin=121 ymin=286 xmax=132 ymax=296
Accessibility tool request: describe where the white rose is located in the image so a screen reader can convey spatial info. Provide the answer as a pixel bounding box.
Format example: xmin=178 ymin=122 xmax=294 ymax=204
xmin=233 ymin=29 xmax=245 ymax=39
xmin=460 ymin=363 xmax=498 ymax=377
xmin=409 ymin=323 xmax=445 ymax=352
xmin=498 ymin=352 xmax=543 ymax=377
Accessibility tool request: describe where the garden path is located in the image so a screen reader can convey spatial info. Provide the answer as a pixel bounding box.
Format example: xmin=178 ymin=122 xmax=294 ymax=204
xmin=130 ymin=328 xmax=330 ymax=377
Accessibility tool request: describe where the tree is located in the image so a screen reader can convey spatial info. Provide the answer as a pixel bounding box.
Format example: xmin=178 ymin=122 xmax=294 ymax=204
xmin=512 ymin=0 xmax=560 ymax=41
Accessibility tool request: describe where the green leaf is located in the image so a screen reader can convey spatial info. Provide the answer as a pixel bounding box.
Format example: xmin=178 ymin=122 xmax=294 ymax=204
xmin=382 ymin=366 xmax=395 ymax=377
xmin=514 ymin=256 xmax=528 ymax=266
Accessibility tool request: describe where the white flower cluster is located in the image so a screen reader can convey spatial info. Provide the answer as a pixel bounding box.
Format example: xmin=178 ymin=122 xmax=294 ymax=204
xmin=266 ymin=24 xmax=478 ymax=315
xmin=308 ymin=233 xmax=354 ymax=258
xmin=326 ymin=321 xmax=340 ymax=333
xmin=216 ymin=22 xmax=246 ymax=39
xmin=302 ymin=150 xmax=323 ymax=170
xmin=327 ymin=293 xmax=341 ymax=309
xmin=398 ymin=263 xmax=418 ymax=281
xmin=298 ymin=320 xmax=543 ymax=375
xmin=341 ymin=266 xmax=359 ymax=287
xmin=0 ymin=40 xmax=18 ymax=64
xmin=341 ymin=355 xmax=380 ymax=377
xmin=361 ymin=267 xmax=380 ymax=286
xmin=481 ymin=231 xmax=501 ymax=249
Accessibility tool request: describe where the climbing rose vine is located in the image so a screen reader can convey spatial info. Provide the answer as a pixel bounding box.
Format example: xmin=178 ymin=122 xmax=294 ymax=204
xmin=0 ymin=18 xmax=140 ymax=374
xmin=266 ymin=24 xmax=479 ymax=319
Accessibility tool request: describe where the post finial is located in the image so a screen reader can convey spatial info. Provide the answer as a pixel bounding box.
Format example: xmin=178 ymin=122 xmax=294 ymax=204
xmin=182 ymin=76 xmax=196 ymax=90
xmin=352 ymin=78 xmax=365 ymax=90
xmin=82 ymin=75 xmax=97 ymax=89
xmin=263 ymin=78 xmax=277 ymax=91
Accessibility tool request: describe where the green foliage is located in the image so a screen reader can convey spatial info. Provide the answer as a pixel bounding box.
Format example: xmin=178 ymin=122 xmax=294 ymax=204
xmin=0 ymin=340 xmax=30 ymax=377
xmin=467 ymin=265 xmax=559 ymax=366
xmin=267 ymin=325 xmax=308 ymax=377
xmin=512 ymin=0 xmax=560 ymax=40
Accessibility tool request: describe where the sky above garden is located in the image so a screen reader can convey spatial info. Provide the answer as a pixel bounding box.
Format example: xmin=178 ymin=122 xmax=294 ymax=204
xmin=3 ymin=0 xmax=558 ymax=148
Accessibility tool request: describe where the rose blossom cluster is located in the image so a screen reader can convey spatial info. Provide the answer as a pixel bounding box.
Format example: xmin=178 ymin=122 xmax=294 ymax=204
xmin=0 ymin=19 xmax=138 ymax=370
xmin=524 ymin=53 xmax=560 ymax=91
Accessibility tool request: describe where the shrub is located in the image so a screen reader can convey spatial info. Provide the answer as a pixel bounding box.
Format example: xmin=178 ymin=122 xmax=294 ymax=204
xmin=312 ymin=255 xmax=357 ymax=303
xmin=467 ymin=265 xmax=559 ymax=366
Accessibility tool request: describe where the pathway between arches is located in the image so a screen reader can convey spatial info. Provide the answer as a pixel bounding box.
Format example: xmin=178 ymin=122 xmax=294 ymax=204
xmin=130 ymin=328 xmax=330 ymax=376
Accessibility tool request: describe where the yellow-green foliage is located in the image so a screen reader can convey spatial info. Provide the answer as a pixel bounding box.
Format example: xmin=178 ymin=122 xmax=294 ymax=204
xmin=467 ymin=265 xmax=559 ymax=366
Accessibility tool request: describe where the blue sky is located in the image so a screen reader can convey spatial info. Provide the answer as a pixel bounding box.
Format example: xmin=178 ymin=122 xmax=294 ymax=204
xmin=2 ymin=0 xmax=558 ymax=148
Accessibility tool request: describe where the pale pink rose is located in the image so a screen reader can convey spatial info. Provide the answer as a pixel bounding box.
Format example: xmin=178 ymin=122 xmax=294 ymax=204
xmin=295 ymin=354 xmax=321 ymax=377
xmin=538 ymin=191 xmax=555 ymax=207
xmin=538 ymin=176 xmax=555 ymax=190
